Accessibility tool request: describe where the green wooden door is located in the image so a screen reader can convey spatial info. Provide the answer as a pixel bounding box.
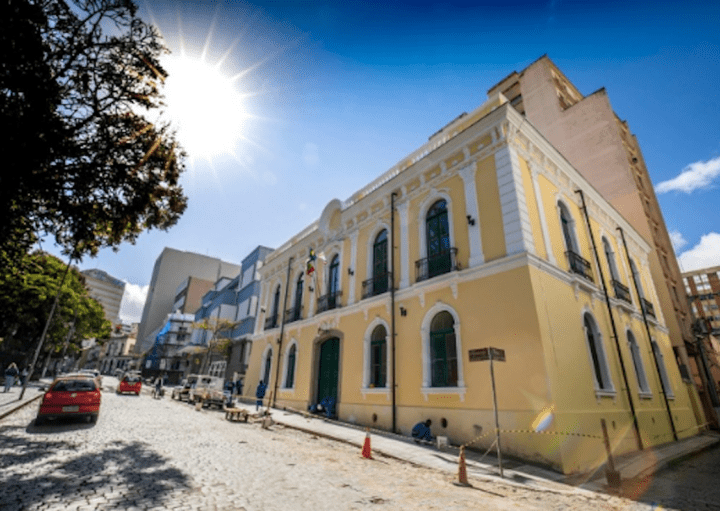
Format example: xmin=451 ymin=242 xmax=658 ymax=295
xmin=317 ymin=337 xmax=340 ymax=402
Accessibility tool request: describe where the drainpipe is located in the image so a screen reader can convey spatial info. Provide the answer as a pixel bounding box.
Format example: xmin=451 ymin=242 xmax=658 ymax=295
xmin=272 ymin=256 xmax=294 ymax=407
xmin=576 ymin=190 xmax=643 ymax=450
xmin=391 ymin=192 xmax=398 ymax=434
xmin=617 ymin=227 xmax=678 ymax=441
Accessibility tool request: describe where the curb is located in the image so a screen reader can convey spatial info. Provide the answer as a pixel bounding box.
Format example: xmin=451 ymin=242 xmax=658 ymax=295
xmin=0 ymin=394 xmax=42 ymax=421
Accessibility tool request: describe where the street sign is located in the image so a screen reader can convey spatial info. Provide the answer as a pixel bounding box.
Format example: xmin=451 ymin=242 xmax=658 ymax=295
xmin=468 ymin=348 xmax=489 ymax=361
xmin=469 ymin=347 xmax=505 ymax=362
xmin=490 ymin=347 xmax=505 ymax=362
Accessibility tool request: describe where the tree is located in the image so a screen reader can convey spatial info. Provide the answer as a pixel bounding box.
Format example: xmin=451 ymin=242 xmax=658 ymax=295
xmin=0 ymin=0 xmax=187 ymax=267
xmin=0 ymin=251 xmax=111 ymax=363
xmin=193 ymin=317 xmax=239 ymax=374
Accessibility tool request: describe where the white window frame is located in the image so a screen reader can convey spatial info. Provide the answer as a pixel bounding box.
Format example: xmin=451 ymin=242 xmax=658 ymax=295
xmin=361 ymin=318 xmax=391 ymax=397
xmin=627 ymin=330 xmax=652 ymax=398
xmin=417 ymin=192 xmax=456 ymax=262
xmin=420 ymin=302 xmax=466 ymax=401
xmin=281 ymin=339 xmax=298 ymax=390
xmin=651 ymin=339 xmax=675 ymax=399
xmin=582 ymin=311 xmax=615 ymax=397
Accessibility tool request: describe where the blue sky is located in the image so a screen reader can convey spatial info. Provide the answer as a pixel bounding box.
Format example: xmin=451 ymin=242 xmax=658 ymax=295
xmin=47 ymin=0 xmax=720 ymax=322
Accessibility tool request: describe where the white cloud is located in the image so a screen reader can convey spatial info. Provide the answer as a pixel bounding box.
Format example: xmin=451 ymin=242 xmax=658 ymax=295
xmin=302 ymin=142 xmax=319 ymax=168
xmin=119 ymin=283 xmax=149 ymax=324
xmin=656 ymin=155 xmax=720 ymax=194
xmin=677 ymin=232 xmax=720 ymax=272
xmin=669 ymin=230 xmax=688 ymax=252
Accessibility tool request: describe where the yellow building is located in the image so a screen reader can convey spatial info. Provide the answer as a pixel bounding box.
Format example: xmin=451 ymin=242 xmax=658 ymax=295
xmin=244 ymin=92 xmax=702 ymax=474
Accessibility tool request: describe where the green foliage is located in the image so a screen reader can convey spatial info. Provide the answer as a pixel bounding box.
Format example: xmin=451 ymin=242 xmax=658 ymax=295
xmin=0 ymin=0 xmax=187 ymax=266
xmin=0 ymin=251 xmax=111 ymax=357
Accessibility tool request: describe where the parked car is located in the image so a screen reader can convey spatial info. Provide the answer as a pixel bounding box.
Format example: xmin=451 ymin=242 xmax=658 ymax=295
xmin=35 ymin=376 xmax=101 ymax=425
xmin=188 ymin=375 xmax=227 ymax=408
xmin=116 ymin=374 xmax=142 ymax=395
xmin=78 ymin=369 xmax=102 ymax=388
xmin=171 ymin=375 xmax=199 ymax=402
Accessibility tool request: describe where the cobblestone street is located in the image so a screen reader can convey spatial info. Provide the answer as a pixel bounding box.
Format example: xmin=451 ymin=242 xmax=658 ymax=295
xmin=0 ymin=379 xmax=686 ymax=510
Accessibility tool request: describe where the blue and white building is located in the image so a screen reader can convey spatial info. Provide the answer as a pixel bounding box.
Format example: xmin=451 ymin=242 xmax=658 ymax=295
xmin=191 ymin=246 xmax=274 ymax=381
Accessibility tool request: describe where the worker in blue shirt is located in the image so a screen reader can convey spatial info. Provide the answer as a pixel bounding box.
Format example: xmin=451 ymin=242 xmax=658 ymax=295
xmin=412 ymin=419 xmax=434 ymax=444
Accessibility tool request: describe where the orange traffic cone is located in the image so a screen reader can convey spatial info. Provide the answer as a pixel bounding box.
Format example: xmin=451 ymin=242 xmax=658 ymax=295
xmin=361 ymin=428 xmax=373 ymax=459
xmin=456 ymin=446 xmax=471 ymax=487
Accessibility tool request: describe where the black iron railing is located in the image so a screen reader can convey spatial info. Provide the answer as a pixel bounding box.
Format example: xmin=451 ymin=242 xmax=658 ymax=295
xmin=642 ymin=298 xmax=656 ymax=318
xmin=612 ymin=279 xmax=632 ymax=303
xmin=566 ymin=250 xmax=593 ymax=282
xmin=361 ymin=272 xmax=392 ymax=299
xmin=317 ymin=291 xmax=342 ymax=313
xmin=415 ymin=248 xmax=460 ymax=283
xmin=264 ymin=314 xmax=279 ymax=330
xmin=285 ymin=305 xmax=303 ymax=323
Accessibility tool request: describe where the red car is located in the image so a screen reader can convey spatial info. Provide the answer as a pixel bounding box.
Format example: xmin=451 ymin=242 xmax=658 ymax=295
xmin=117 ymin=374 xmax=142 ymax=395
xmin=36 ymin=376 xmax=101 ymax=425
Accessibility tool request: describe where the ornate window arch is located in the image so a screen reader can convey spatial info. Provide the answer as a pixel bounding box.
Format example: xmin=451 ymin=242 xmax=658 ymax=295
xmin=582 ymin=310 xmax=614 ymax=394
xmin=362 ymin=317 xmax=391 ymax=392
xmin=282 ymin=339 xmax=298 ymax=390
xmin=417 ymin=192 xmax=455 ymax=260
xmin=260 ymin=344 xmax=273 ymax=386
xmin=420 ymin=303 xmax=466 ymax=400
xmin=557 ymin=200 xmax=579 ymax=254
xmin=627 ymin=329 xmax=651 ymax=396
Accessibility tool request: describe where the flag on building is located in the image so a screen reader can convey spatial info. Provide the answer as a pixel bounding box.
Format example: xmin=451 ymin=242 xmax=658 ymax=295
xmin=306 ymin=249 xmax=316 ymax=275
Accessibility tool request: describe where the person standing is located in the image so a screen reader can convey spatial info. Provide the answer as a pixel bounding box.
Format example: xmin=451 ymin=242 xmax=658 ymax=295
xmin=4 ymin=363 xmax=19 ymax=393
xmin=255 ymin=380 xmax=267 ymax=411
xmin=20 ymin=366 xmax=29 ymax=386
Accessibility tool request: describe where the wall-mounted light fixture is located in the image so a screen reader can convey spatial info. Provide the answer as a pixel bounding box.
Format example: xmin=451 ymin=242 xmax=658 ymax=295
xmin=466 ymin=215 xmax=476 ymax=226
xmin=260 ymin=307 xmax=266 ymax=313
xmin=348 ymin=268 xmax=354 ymax=276
xmin=399 ymin=306 xmax=407 ymax=316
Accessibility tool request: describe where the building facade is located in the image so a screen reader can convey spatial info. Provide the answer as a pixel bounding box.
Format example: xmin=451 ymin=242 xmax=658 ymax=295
xmin=486 ymin=56 xmax=701 ymax=415
xmin=191 ymin=246 xmax=273 ymax=382
xmin=243 ymin=93 xmax=702 ymax=474
xmin=136 ymin=248 xmax=241 ymax=354
xmin=682 ymin=266 xmax=720 ymax=425
xmin=81 ymin=269 xmax=126 ymax=326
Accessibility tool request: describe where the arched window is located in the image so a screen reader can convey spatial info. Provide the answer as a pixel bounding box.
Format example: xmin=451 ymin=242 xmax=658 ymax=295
xmin=292 ymin=274 xmax=303 ymax=322
xmin=627 ymin=330 xmax=650 ymax=395
xmin=370 ymin=325 xmax=387 ymax=388
xmin=328 ymin=254 xmax=340 ymax=308
xmin=269 ymin=284 xmax=281 ymax=328
xmin=263 ymin=348 xmax=273 ymax=385
xmin=602 ymin=237 xmax=620 ymax=281
xmin=372 ymin=229 xmax=389 ymax=295
xmin=651 ymin=340 xmax=674 ymax=399
xmin=430 ymin=311 xmax=458 ymax=387
xmin=425 ymin=199 xmax=452 ymax=279
xmin=559 ymin=202 xmax=592 ymax=280
xmin=630 ymin=259 xmax=655 ymax=317
xmin=285 ymin=344 xmax=296 ymax=389
xmin=604 ymin=237 xmax=630 ymax=302
xmin=558 ymin=201 xmax=578 ymax=253
xmin=583 ymin=313 xmax=613 ymax=392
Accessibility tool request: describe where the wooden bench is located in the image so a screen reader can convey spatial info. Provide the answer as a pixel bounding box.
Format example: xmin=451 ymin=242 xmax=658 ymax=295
xmin=224 ymin=407 xmax=250 ymax=422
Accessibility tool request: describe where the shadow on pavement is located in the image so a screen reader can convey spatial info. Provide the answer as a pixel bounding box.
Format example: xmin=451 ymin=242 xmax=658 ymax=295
xmin=0 ymin=425 xmax=191 ymax=510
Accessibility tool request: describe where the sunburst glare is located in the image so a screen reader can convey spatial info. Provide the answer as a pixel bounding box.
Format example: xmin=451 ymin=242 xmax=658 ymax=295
xmin=161 ymin=53 xmax=246 ymax=164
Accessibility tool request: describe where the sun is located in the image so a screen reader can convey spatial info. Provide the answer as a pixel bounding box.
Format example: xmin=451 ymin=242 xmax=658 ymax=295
xmin=161 ymin=54 xmax=246 ymax=163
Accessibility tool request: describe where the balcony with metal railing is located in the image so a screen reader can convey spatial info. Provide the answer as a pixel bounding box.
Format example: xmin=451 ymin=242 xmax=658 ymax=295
xmin=264 ymin=314 xmax=279 ymax=330
xmin=566 ymin=250 xmax=593 ymax=282
xmin=415 ymin=248 xmax=460 ymax=283
xmin=285 ymin=305 xmax=303 ymax=324
xmin=642 ymin=298 xmax=656 ymax=318
xmin=361 ymin=272 xmax=392 ymax=299
xmin=317 ymin=291 xmax=342 ymax=314
xmin=612 ymin=279 xmax=632 ymax=303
